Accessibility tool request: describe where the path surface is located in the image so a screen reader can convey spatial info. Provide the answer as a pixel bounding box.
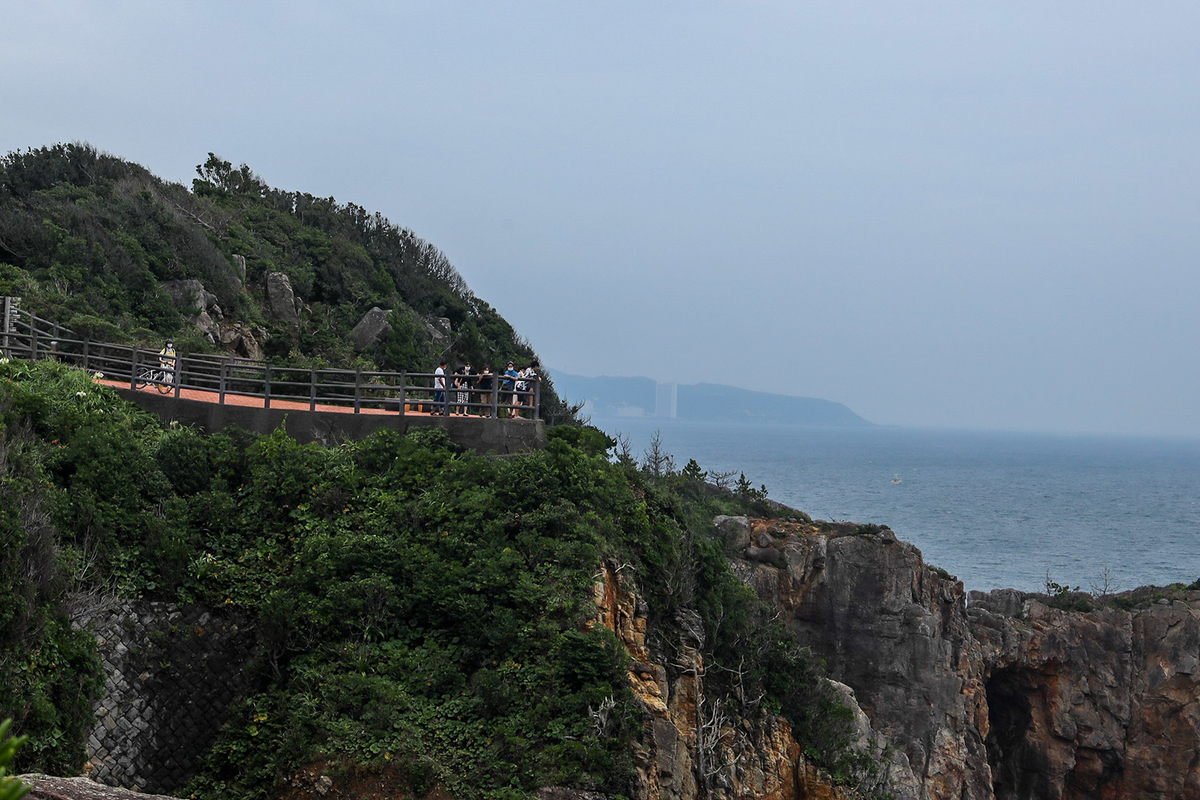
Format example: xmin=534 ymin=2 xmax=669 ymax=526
xmin=96 ymin=378 xmax=510 ymax=419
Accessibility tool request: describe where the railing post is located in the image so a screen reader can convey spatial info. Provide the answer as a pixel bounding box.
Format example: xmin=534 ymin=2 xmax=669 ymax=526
xmin=309 ymin=368 xmax=317 ymax=412
xmin=353 ymin=368 xmax=362 ymax=414
xmin=130 ymin=347 xmax=140 ymax=390
xmin=173 ymin=353 xmax=183 ymax=398
xmin=218 ymin=359 xmax=228 ymax=405
xmin=399 ymin=371 xmax=406 ymax=416
xmin=82 ymin=338 xmax=90 ymax=371
xmin=30 ymin=318 xmax=38 ymax=361
xmin=264 ymin=364 xmax=272 ymax=409
xmin=534 ymin=377 xmax=541 ymax=420
xmin=491 ymin=381 xmax=499 ymax=418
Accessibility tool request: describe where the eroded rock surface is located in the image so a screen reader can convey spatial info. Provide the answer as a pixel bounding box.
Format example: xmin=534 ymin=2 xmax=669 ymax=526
xmin=159 ymin=279 xmax=218 ymax=314
xmin=350 ymin=307 xmax=393 ymax=351
xmin=19 ymin=775 xmax=177 ymax=800
xmin=590 ymin=559 xmax=863 ymax=800
xmin=725 ymin=517 xmax=987 ymax=800
xmin=970 ymin=590 xmax=1200 ymax=800
xmin=723 ymin=514 xmax=1200 ymax=800
xmin=266 ymin=271 xmax=300 ymax=327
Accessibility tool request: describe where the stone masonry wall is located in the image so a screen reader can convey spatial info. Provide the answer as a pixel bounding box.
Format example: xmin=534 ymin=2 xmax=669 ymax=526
xmin=80 ymin=601 xmax=256 ymax=794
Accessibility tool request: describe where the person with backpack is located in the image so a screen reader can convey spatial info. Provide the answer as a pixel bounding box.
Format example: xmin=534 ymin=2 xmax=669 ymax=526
xmin=158 ymin=339 xmax=176 ymax=375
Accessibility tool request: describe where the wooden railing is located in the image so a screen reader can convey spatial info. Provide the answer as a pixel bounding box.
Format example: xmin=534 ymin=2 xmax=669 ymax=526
xmin=0 ymin=301 xmax=541 ymax=418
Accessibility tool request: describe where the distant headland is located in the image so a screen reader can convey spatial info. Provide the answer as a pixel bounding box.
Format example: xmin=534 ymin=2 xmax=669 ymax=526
xmin=551 ymin=371 xmax=872 ymax=426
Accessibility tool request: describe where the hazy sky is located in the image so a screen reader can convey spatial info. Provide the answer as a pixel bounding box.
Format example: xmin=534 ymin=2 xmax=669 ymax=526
xmin=5 ymin=2 xmax=1199 ymax=437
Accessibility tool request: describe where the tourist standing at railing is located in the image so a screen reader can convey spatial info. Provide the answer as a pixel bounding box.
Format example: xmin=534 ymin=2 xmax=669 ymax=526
xmin=453 ymin=364 xmax=471 ymax=416
xmin=433 ymin=359 xmax=448 ymax=415
xmin=502 ymin=361 xmax=519 ymax=418
xmin=477 ymin=366 xmax=494 ymax=417
xmin=516 ymin=360 xmax=538 ymax=419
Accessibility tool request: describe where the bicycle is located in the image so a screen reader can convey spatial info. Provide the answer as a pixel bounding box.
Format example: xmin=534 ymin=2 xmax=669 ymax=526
xmin=135 ymin=366 xmax=175 ymax=394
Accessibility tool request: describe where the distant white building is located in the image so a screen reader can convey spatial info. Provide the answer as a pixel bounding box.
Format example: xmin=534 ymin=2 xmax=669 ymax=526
xmin=655 ymin=382 xmax=677 ymax=419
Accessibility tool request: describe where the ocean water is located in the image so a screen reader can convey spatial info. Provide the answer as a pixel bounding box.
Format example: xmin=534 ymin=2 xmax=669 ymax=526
xmin=591 ymin=419 xmax=1200 ymax=594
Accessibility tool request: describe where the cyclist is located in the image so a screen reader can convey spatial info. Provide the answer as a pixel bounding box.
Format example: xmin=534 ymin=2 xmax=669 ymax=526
xmin=158 ymin=339 xmax=176 ymax=381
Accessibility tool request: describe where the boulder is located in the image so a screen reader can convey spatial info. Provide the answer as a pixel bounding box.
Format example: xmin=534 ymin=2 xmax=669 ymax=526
xmin=350 ymin=307 xmax=392 ymax=351
xmin=424 ymin=315 xmax=452 ymax=347
xmin=743 ymin=545 xmax=782 ymax=565
xmin=218 ymin=323 xmax=266 ymax=361
xmin=266 ymin=272 xmax=299 ymax=327
xmin=192 ymin=310 xmax=221 ymax=344
xmin=159 ymin=279 xmax=217 ymax=313
xmin=712 ymin=515 xmax=751 ymax=549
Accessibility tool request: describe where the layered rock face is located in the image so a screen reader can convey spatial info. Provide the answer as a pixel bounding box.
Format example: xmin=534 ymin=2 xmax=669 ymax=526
xmin=591 ymin=560 xmax=861 ymax=800
xmin=724 ymin=517 xmax=989 ymax=800
xmin=721 ymin=516 xmax=1200 ymax=800
xmin=970 ymin=591 xmax=1200 ymax=800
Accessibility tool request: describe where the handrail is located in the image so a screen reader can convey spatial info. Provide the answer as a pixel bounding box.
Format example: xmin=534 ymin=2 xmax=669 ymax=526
xmin=0 ymin=300 xmax=541 ymax=419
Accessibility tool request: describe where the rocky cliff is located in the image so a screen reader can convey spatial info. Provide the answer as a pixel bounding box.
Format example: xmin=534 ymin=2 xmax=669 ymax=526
xmin=590 ymin=558 xmax=866 ymax=800
xmin=22 ymin=515 xmax=1197 ymax=800
xmin=263 ymin=516 xmax=1200 ymax=800
xmin=717 ymin=515 xmax=1200 ymax=800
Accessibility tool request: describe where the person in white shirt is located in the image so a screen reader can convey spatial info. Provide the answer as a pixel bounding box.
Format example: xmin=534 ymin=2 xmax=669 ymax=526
xmin=433 ymin=359 xmax=447 ymax=415
xmin=516 ymin=360 xmax=538 ymax=418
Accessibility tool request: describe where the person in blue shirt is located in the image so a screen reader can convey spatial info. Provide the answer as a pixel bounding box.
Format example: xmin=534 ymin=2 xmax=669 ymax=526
xmin=502 ymin=361 xmax=519 ymax=418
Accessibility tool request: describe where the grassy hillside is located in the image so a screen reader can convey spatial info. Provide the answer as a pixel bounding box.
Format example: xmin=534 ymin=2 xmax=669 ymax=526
xmin=0 ymin=143 xmax=574 ymax=422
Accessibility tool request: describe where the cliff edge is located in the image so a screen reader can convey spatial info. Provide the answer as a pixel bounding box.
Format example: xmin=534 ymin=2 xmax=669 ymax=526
xmin=720 ymin=515 xmax=1200 ymax=800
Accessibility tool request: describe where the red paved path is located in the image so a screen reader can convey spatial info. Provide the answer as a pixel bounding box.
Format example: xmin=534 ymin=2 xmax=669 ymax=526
xmin=96 ymin=378 xmax=484 ymax=418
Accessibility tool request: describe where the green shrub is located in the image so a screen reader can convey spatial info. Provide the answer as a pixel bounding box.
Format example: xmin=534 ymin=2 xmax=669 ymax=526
xmin=0 ymin=719 xmax=30 ymax=800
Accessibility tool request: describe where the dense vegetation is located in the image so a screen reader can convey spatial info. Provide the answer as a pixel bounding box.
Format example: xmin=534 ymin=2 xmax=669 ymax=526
xmin=0 ymin=143 xmax=574 ymax=422
xmin=0 ymin=360 xmax=869 ymax=799
xmin=0 ymin=719 xmax=30 ymax=800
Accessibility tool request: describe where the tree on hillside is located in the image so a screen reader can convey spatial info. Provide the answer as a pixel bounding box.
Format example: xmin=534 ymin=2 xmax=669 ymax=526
xmin=0 ymin=143 xmax=576 ymax=422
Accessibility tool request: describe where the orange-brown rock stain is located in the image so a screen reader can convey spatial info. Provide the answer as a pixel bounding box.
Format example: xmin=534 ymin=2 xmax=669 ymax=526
xmin=591 ymin=555 xmax=853 ymax=800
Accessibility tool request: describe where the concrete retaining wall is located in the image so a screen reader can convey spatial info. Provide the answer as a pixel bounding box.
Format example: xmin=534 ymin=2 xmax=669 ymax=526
xmin=111 ymin=387 xmax=546 ymax=453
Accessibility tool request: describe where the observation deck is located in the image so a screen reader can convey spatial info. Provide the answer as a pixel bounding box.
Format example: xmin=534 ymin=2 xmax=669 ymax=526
xmin=0 ymin=298 xmax=545 ymax=453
